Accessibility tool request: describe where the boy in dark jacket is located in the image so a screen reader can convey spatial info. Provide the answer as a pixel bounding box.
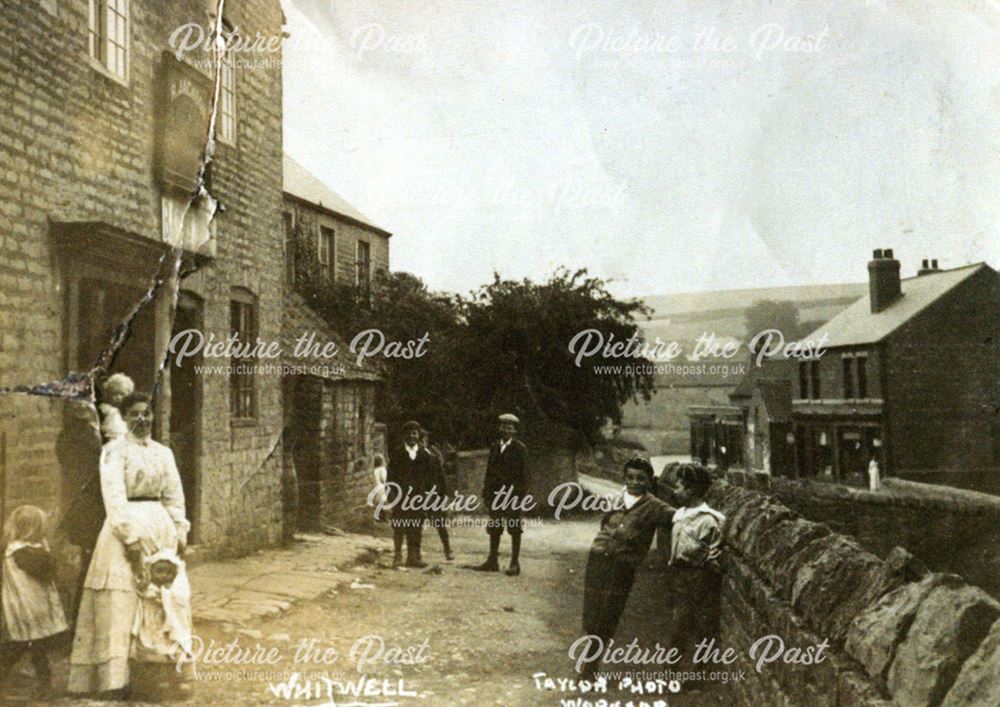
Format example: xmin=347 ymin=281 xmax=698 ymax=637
xmin=471 ymin=413 xmax=528 ymax=576
xmin=387 ymin=421 xmax=437 ymax=568
xmin=579 ymin=457 xmax=675 ymax=679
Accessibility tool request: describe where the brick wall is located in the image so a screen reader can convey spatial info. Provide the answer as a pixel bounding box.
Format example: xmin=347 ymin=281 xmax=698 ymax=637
xmin=329 ymin=380 xmax=381 ymax=529
xmin=286 ymin=376 xmax=381 ymax=532
xmin=0 ymin=0 xmax=287 ymax=554
xmin=660 ymin=477 xmax=1000 ymax=705
xmin=794 ymin=347 xmax=884 ymax=401
xmin=884 ymin=268 xmax=1000 ymax=472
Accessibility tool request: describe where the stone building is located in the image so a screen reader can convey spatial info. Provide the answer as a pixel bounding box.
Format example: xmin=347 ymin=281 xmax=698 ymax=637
xmin=736 ymin=377 xmax=794 ymax=475
xmin=0 ymin=0 xmax=287 ymax=552
xmin=686 ymin=404 xmax=744 ymax=468
xmin=281 ymin=154 xmax=391 ymax=530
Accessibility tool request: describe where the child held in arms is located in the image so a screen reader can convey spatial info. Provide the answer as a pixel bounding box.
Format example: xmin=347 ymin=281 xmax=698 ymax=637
xmin=667 ymin=464 xmax=725 ymax=667
xmin=98 ymin=373 xmax=135 ymax=442
xmin=579 ymin=457 xmax=675 ymax=680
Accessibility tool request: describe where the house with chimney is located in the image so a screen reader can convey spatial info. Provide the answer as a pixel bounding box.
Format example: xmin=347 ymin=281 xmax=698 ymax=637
xmin=631 ymin=282 xmax=866 ymax=456
xmin=281 ymin=154 xmax=391 ymax=530
xmin=781 ymin=249 xmax=1000 ymax=485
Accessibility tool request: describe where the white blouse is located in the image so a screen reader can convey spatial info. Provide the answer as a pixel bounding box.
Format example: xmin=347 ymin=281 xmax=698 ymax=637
xmin=669 ymin=503 xmax=726 ymax=569
xmin=100 ymin=434 xmax=190 ymax=547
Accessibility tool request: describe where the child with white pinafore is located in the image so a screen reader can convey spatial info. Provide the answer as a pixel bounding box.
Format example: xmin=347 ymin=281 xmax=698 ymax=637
xmin=0 ymin=505 xmax=69 ymax=696
xmin=98 ymin=373 xmax=134 ymax=442
xmin=131 ymin=548 xmax=192 ymax=663
xmin=128 ymin=545 xmax=194 ymax=701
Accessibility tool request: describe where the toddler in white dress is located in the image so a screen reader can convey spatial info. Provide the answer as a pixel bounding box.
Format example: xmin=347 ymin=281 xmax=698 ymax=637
xmin=0 ymin=505 xmax=68 ymax=695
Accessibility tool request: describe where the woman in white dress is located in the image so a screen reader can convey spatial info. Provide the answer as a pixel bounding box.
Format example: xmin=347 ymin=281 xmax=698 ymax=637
xmin=67 ymin=392 xmax=189 ymax=696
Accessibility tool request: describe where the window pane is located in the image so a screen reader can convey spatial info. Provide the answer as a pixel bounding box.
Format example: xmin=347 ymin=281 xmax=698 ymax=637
xmin=842 ymin=357 xmax=854 ymax=399
xmin=219 ymin=57 xmax=236 ymax=142
xmin=319 ymin=227 xmax=335 ymax=280
xmin=857 ymin=357 xmax=868 ymax=398
xmin=105 ymin=1 xmax=115 ymax=43
xmin=89 ymin=0 xmax=101 ymax=59
xmin=229 ymin=297 xmax=256 ymax=418
xmin=357 ymin=241 xmax=371 ymax=294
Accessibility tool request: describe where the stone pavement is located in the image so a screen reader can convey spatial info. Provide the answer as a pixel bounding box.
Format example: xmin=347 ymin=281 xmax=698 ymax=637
xmin=188 ymin=531 xmax=393 ymax=626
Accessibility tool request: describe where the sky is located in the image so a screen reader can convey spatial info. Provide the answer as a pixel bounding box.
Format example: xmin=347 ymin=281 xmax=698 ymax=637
xmin=281 ymin=0 xmax=1000 ymax=299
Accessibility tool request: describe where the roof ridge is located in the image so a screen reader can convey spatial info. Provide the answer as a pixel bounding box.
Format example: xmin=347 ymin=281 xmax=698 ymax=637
xmin=900 ymin=261 xmax=985 ymax=281
xmin=644 ymin=281 xmax=867 ymax=299
xmin=282 ymin=153 xmax=390 ymax=236
xmin=795 ymin=262 xmax=991 ymax=347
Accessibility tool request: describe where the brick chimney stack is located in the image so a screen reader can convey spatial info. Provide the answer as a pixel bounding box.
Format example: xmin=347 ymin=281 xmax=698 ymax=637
xmin=917 ymin=258 xmax=941 ymax=276
xmin=868 ymin=248 xmax=902 ymax=313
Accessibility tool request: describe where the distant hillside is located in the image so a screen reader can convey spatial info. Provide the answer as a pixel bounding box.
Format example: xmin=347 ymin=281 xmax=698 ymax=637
xmin=638 ymin=281 xmax=867 ymax=345
xmin=620 ymin=281 xmax=868 ymax=453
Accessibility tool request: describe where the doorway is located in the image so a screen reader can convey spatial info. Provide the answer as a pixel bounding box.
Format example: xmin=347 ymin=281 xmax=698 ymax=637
xmin=74 ymin=276 xmax=158 ymax=391
xmin=290 ymin=376 xmax=324 ymax=529
xmin=170 ymin=292 xmax=203 ymax=542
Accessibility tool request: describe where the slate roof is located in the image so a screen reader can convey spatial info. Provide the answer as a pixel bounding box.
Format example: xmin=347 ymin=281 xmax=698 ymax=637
xmin=730 ymin=362 xmax=762 ymax=401
xmin=283 ymin=154 xmax=391 ymax=236
xmin=755 ymin=379 xmax=793 ymax=423
xmin=281 ymin=290 xmax=382 ymax=381
xmin=800 ymin=263 xmax=990 ymax=348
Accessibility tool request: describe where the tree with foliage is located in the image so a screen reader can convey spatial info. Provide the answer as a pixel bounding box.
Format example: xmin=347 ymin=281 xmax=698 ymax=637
xmin=302 ymin=267 xmax=468 ymax=443
xmin=743 ymin=299 xmax=804 ymax=343
xmin=458 ymin=268 xmax=654 ymax=449
xmin=298 ymin=240 xmax=655 ymax=449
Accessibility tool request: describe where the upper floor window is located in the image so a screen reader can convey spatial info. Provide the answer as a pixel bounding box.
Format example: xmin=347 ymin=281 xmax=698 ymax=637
xmin=217 ymin=22 xmax=237 ymax=144
xmin=809 ymin=360 xmax=821 ymax=400
xmin=839 ymin=352 xmax=870 ymax=399
xmin=283 ymin=212 xmax=296 ymax=287
xmin=89 ymin=0 xmax=129 ymax=81
xmin=856 ymin=355 xmax=869 ymax=398
xmin=318 ymin=225 xmax=335 ymax=281
xmin=798 ymin=361 xmax=809 ymax=399
xmin=356 ymin=240 xmax=371 ymax=298
xmin=230 ymin=288 xmax=257 ymax=420
xmin=842 ymin=356 xmax=854 ymax=399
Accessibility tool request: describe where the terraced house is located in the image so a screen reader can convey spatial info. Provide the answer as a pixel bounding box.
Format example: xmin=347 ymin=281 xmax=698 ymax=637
xmin=0 ymin=0 xmax=287 ymax=551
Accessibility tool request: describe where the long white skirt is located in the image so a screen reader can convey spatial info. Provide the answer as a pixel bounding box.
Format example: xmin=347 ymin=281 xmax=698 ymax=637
xmin=67 ymin=501 xmax=178 ymax=694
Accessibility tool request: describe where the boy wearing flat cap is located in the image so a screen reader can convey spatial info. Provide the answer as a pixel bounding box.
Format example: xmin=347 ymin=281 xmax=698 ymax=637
xmin=387 ymin=420 xmax=437 ymax=568
xmin=472 ymin=413 xmax=528 ymax=576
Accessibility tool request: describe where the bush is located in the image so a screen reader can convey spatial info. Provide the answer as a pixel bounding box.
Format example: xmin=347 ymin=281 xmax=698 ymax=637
xmin=605 ymin=436 xmax=647 ymax=451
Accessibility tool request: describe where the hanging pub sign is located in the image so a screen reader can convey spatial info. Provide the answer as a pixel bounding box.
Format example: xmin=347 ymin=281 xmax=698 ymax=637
xmin=157 ymin=51 xmax=212 ymax=195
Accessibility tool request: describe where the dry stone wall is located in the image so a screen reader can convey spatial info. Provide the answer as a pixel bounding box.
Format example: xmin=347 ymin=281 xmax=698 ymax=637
xmin=704 ymin=477 xmax=1000 ymax=706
